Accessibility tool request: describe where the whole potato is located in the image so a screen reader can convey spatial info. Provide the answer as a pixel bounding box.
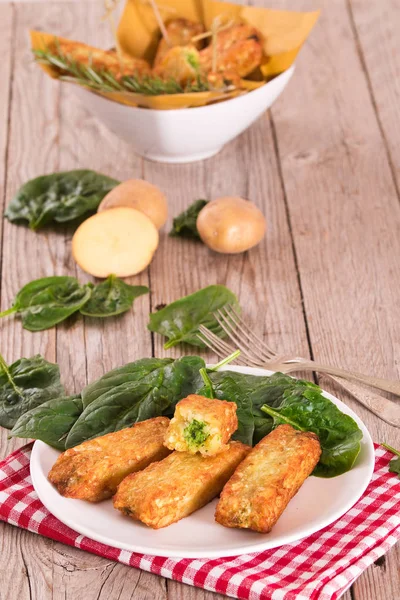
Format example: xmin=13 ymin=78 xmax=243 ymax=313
xmin=196 ymin=197 xmax=266 ymax=254
xmin=98 ymin=179 xmax=168 ymax=229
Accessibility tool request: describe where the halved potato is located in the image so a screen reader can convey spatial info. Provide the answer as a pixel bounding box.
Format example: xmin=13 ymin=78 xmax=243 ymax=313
xmin=98 ymin=179 xmax=168 ymax=230
xmin=72 ymin=207 xmax=159 ymax=278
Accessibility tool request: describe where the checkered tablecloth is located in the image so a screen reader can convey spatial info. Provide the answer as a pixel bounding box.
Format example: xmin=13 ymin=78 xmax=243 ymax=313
xmin=0 ymin=443 xmax=399 ymax=600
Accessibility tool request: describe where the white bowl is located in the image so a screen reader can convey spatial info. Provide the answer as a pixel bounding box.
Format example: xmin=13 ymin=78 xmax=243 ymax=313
xmin=73 ymin=65 xmax=295 ymax=163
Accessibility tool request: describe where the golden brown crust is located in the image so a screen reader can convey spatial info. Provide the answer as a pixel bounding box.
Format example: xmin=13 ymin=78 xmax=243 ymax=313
xmin=48 ymin=417 xmax=171 ymax=502
xmin=164 ymin=394 xmax=238 ymax=456
xmin=215 ymin=425 xmax=322 ymax=533
xmin=154 ymin=18 xmax=205 ymax=67
xmin=152 ymin=46 xmax=200 ymax=85
xmin=48 ymin=38 xmax=151 ymax=78
xmin=199 ymin=23 xmax=263 ymax=77
xmin=113 ymin=441 xmax=250 ymax=529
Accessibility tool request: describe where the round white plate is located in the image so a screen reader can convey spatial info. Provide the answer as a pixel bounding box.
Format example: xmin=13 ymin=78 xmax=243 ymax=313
xmin=30 ymin=365 xmax=375 ymax=559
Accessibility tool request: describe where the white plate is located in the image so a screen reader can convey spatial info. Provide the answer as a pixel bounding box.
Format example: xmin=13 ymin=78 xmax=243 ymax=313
xmin=30 ymin=366 xmax=375 ymax=559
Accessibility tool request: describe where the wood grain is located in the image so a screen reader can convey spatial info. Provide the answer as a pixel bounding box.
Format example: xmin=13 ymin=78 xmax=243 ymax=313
xmin=269 ymin=0 xmax=400 ymax=598
xmin=349 ymin=0 xmax=400 ymax=197
xmin=0 ymin=0 xmax=399 ymax=599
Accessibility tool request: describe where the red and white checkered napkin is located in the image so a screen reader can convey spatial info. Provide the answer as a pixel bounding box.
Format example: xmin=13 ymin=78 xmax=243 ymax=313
xmin=0 ymin=444 xmax=399 ymax=600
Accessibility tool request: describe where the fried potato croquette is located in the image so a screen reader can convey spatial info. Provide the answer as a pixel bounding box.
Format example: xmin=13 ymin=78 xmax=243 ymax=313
xmin=215 ymin=425 xmax=321 ymax=533
xmin=199 ymin=23 xmax=263 ymax=78
xmin=153 ymin=46 xmax=201 ymax=86
xmin=164 ymin=394 xmax=238 ymax=456
xmin=48 ymin=417 xmax=171 ymax=502
xmin=48 ymin=38 xmax=151 ymax=79
xmin=113 ymin=441 xmax=250 ymax=529
xmin=154 ymin=18 xmax=205 ymax=67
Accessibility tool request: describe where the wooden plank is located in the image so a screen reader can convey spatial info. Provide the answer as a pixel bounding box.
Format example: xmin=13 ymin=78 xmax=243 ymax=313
xmin=0 ymin=3 xmax=12 ymax=279
xmin=0 ymin=0 xmax=60 ymax=458
xmin=167 ymin=581 xmax=228 ymax=600
xmin=349 ymin=0 xmax=400 ymax=198
xmin=269 ymin=0 xmax=400 ymax=598
xmin=44 ymin=2 xmax=162 ymax=599
xmin=145 ymin=116 xmax=310 ymax=365
xmin=344 ymin=2 xmax=400 ymax=595
xmin=0 ymin=3 xmax=63 ymax=599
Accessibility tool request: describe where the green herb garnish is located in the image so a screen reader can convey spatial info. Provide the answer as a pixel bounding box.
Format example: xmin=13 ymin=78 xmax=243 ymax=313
xmin=33 ymin=46 xmax=211 ymax=96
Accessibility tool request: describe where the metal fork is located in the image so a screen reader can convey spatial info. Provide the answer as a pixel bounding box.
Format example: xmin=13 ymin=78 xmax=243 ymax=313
xmin=197 ymin=305 xmax=400 ymax=428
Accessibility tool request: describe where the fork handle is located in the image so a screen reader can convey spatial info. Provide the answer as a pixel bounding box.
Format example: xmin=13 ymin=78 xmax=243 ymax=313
xmin=322 ymin=375 xmax=400 ymax=428
xmin=281 ymin=359 xmax=400 ymax=397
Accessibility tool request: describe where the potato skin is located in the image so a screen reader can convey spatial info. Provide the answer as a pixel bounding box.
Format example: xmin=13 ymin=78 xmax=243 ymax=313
xmin=98 ymin=179 xmax=168 ymax=230
xmin=215 ymin=424 xmax=321 ymax=533
xmin=48 ymin=417 xmax=171 ymax=502
xmin=113 ymin=441 xmax=250 ymax=529
xmin=196 ymin=197 xmax=266 ymax=254
xmin=164 ymin=394 xmax=238 ymax=456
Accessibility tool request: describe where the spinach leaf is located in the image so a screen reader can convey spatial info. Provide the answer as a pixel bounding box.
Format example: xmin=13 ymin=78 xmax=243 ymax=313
xmin=10 ymin=395 xmax=83 ymax=450
xmin=170 ymin=199 xmax=208 ymax=239
xmin=261 ymin=383 xmax=363 ymax=478
xmin=195 ymin=370 xmax=293 ymax=446
xmin=80 ymin=275 xmax=149 ymax=318
xmin=82 ymin=357 xmax=175 ymax=408
xmin=381 ymin=443 xmax=400 ymax=479
xmin=0 ymin=276 xmax=92 ymax=331
xmin=66 ymin=356 xmax=205 ymax=447
xmin=0 ymin=353 xmax=65 ymax=429
xmin=5 ymin=170 xmax=119 ymax=231
xmin=148 ymin=284 xmax=240 ymax=349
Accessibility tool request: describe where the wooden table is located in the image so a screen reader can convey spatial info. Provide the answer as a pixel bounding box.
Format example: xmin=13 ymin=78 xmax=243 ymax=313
xmin=0 ymin=0 xmax=399 ymax=598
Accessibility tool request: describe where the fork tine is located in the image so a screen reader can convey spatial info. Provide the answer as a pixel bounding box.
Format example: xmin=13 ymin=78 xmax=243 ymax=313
xmin=197 ymin=326 xmax=258 ymax=367
xmin=197 ymin=334 xmax=229 ymax=360
xmin=212 ymin=311 xmax=265 ymax=367
xmin=214 ymin=309 xmax=264 ymax=362
xmin=198 ymin=325 xmax=235 ymax=355
xmin=219 ymin=304 xmax=277 ymax=360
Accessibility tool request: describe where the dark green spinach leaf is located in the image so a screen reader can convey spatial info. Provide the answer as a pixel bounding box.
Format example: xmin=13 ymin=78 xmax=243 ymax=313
xmin=66 ymin=356 xmax=205 ymax=447
xmin=148 ymin=284 xmax=240 ymax=349
xmin=0 ymin=353 xmax=65 ymax=429
xmin=169 ymin=199 xmax=208 ymax=239
xmin=10 ymin=395 xmax=83 ymax=450
xmin=195 ymin=370 xmax=293 ymax=446
xmin=261 ymin=383 xmax=363 ymax=477
xmin=80 ymin=275 xmax=148 ymax=318
xmin=382 ymin=443 xmax=400 ymax=478
xmin=5 ymin=170 xmax=119 ymax=230
xmin=0 ymin=276 xmax=92 ymax=331
xmin=82 ymin=357 xmax=175 ymax=408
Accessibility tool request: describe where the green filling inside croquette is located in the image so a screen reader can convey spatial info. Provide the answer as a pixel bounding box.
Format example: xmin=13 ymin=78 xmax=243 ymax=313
xmin=183 ymin=419 xmax=210 ymax=449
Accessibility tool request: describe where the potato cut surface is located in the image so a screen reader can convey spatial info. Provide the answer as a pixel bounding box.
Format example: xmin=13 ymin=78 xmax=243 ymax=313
xmin=72 ymin=207 xmax=159 ymax=278
xmin=164 ymin=394 xmax=238 ymax=456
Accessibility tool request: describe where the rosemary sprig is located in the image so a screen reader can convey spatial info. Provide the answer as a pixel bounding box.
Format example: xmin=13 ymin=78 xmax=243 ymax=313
xmin=33 ymin=45 xmax=211 ymax=96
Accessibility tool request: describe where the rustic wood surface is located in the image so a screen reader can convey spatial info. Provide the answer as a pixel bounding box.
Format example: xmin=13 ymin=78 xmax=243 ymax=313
xmin=0 ymin=1 xmax=399 ymax=599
